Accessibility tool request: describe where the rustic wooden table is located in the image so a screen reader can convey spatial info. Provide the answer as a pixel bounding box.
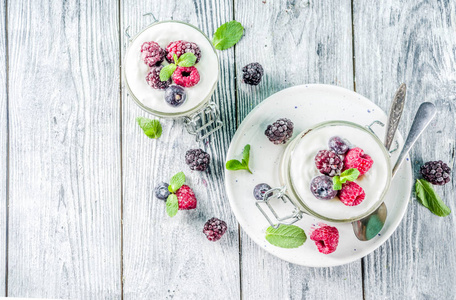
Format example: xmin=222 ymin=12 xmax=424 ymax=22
xmin=1 ymin=0 xmax=455 ymax=299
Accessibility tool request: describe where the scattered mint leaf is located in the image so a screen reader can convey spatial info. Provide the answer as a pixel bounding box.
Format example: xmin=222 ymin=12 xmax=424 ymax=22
xmin=166 ymin=194 xmax=179 ymax=217
xmin=136 ymin=117 xmax=162 ymax=139
xmin=169 ymin=171 xmax=186 ymax=193
xmin=332 ymin=168 xmax=360 ymax=190
xmin=225 ymin=144 xmax=252 ymax=173
xmin=415 ymin=179 xmax=451 ymax=217
xmin=177 ymin=52 xmax=197 ymax=67
xmin=159 ymin=63 xmax=177 ymax=81
xmin=333 ymin=176 xmax=342 ymax=190
xmin=212 ymin=20 xmax=244 ymax=50
xmin=173 ymin=54 xmax=178 ymax=64
xmin=265 ymin=225 xmax=307 ymax=248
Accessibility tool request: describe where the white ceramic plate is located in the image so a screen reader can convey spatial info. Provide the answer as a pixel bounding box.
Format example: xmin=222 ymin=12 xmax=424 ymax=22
xmin=225 ymin=84 xmax=413 ymax=267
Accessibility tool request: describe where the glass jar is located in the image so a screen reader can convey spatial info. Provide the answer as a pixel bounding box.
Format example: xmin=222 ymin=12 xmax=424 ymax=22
xmin=257 ymin=121 xmax=392 ymax=227
xmin=123 ymin=20 xmax=222 ymax=141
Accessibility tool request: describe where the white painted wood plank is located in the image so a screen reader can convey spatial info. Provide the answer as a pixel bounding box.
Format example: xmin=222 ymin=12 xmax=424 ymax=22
xmin=235 ymin=1 xmax=363 ymax=299
xmin=7 ymin=1 xmax=121 ymax=298
xmin=121 ymin=1 xmax=240 ymax=299
xmin=353 ymin=0 xmax=456 ymax=298
xmin=0 ymin=0 xmax=6 ymax=296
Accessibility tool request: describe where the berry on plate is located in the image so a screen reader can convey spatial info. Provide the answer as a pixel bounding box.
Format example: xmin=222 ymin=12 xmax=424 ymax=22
xmin=185 ymin=149 xmax=210 ymax=171
xmin=203 ymin=217 xmax=227 ymax=241
xmin=176 ymin=184 xmax=197 ymax=210
xmin=146 ymin=65 xmax=171 ymax=90
xmin=165 ymin=85 xmax=187 ymax=107
xmin=140 ymin=41 xmax=166 ymax=67
xmin=172 ymin=66 xmax=200 ymax=87
xmin=314 ymin=150 xmax=344 ymax=177
xmin=264 ymin=118 xmax=294 ymax=145
xmin=242 ymin=62 xmax=264 ymax=85
xmin=154 ymin=182 xmax=170 ymax=200
xmin=310 ymin=175 xmax=337 ymax=200
xmin=310 ymin=225 xmax=339 ymax=254
xmin=420 ymin=160 xmax=451 ymax=185
xmin=338 ymin=181 xmax=365 ymax=206
xmin=166 ymin=40 xmax=202 ymax=64
xmin=328 ymin=136 xmax=349 ymax=155
xmin=343 ymin=147 xmax=373 ymax=175
xmin=253 ymin=183 xmax=272 ymax=200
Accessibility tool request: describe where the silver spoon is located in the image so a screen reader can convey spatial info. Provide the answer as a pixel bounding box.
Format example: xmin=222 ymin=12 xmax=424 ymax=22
xmin=353 ymin=101 xmax=436 ymax=241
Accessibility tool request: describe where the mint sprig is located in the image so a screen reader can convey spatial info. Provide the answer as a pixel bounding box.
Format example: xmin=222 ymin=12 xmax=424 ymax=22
xmin=415 ymin=179 xmax=451 ymax=217
xmin=332 ymin=168 xmax=360 ymax=190
xmin=136 ymin=117 xmax=162 ymax=139
xmin=166 ymin=194 xmax=179 ymax=217
xmin=159 ymin=53 xmax=197 ymax=81
xmin=165 ymin=171 xmax=186 ymax=217
xmin=265 ymin=225 xmax=307 ymax=249
xmin=226 ymin=144 xmax=252 ymax=173
xmin=212 ymin=20 xmax=244 ymax=50
xmin=169 ymin=171 xmax=185 ymax=193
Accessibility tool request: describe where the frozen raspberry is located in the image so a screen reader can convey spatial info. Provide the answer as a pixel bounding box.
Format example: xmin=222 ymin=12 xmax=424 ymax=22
xmin=166 ymin=40 xmax=201 ymax=64
xmin=264 ymin=118 xmax=294 ymax=145
xmin=140 ymin=41 xmax=165 ymax=67
xmin=310 ymin=175 xmax=337 ymax=200
xmin=145 ymin=65 xmax=171 ymax=90
xmin=338 ymin=181 xmax=365 ymax=206
xmin=328 ymin=136 xmax=350 ymax=155
xmin=203 ymin=217 xmax=227 ymax=241
xmin=185 ymin=149 xmax=210 ymax=171
xmin=344 ymin=147 xmax=373 ymax=175
xmin=172 ymin=66 xmax=200 ymax=87
xmin=253 ymin=183 xmax=272 ymax=200
xmin=154 ymin=182 xmax=170 ymax=200
xmin=314 ymin=150 xmax=344 ymax=177
xmin=165 ymin=85 xmax=187 ymax=107
xmin=420 ymin=160 xmax=451 ymax=185
xmin=242 ymin=63 xmax=264 ymax=85
xmin=176 ymin=185 xmax=197 ymax=210
xmin=310 ymin=225 xmax=339 ymax=254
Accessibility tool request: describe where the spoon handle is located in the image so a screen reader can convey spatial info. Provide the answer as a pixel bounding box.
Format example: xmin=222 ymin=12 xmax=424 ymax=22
xmin=384 ymin=84 xmax=406 ymax=150
xmin=392 ymin=102 xmax=436 ymax=177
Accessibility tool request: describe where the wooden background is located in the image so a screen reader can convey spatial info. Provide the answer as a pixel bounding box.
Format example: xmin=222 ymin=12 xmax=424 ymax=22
xmin=1 ymin=0 xmax=455 ymax=299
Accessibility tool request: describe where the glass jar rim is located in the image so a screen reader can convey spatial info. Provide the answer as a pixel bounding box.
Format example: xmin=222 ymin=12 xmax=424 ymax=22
xmin=283 ymin=120 xmax=392 ymax=223
xmin=123 ymin=20 xmax=220 ymax=118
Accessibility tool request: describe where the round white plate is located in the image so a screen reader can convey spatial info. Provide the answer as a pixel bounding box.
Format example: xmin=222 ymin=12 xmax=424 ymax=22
xmin=225 ymin=84 xmax=413 ymax=267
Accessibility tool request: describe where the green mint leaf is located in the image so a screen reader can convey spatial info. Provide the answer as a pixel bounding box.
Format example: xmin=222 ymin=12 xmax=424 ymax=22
xmin=265 ymin=225 xmax=307 ymax=248
xmin=415 ymin=179 xmax=451 ymax=217
xmin=159 ymin=63 xmax=177 ymax=81
xmin=212 ymin=20 xmax=244 ymax=50
xmin=166 ymin=194 xmax=179 ymax=217
xmin=173 ymin=54 xmax=178 ymax=64
xmin=169 ymin=172 xmax=186 ymax=193
xmin=136 ymin=117 xmax=162 ymax=139
xmin=242 ymin=144 xmax=250 ymax=166
xmin=340 ymin=168 xmax=360 ymax=183
xmin=225 ymin=159 xmax=245 ymax=170
xmin=177 ymin=52 xmax=197 ymax=67
xmin=333 ymin=176 xmax=342 ymax=190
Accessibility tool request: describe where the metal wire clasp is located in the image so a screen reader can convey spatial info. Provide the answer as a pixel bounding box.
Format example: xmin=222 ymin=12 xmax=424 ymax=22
xmin=366 ymin=120 xmax=399 ymax=154
xmin=255 ymin=186 xmax=303 ymax=229
xmin=184 ymin=102 xmax=223 ymax=142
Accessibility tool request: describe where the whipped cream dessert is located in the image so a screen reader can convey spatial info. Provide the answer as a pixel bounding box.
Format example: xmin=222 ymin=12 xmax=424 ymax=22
xmin=289 ymin=124 xmax=390 ymax=221
xmin=124 ymin=22 xmax=219 ymax=115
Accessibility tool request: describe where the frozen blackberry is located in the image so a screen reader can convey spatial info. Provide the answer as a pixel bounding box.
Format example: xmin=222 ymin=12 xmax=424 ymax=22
xmin=242 ymin=62 xmax=264 ymax=85
xmin=253 ymin=183 xmax=272 ymax=200
xmin=420 ymin=160 xmax=451 ymax=185
xmin=328 ymin=136 xmax=349 ymax=155
xmin=315 ymin=150 xmax=344 ymax=177
xmin=265 ymin=118 xmax=294 ymax=145
xmin=140 ymin=41 xmax=166 ymax=67
xmin=310 ymin=175 xmax=337 ymax=200
xmin=166 ymin=40 xmax=202 ymax=64
xmin=165 ymin=85 xmax=187 ymax=107
xmin=203 ymin=217 xmax=227 ymax=242
xmin=146 ymin=65 xmax=171 ymax=90
xmin=185 ymin=149 xmax=210 ymax=171
xmin=154 ymin=182 xmax=170 ymax=200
